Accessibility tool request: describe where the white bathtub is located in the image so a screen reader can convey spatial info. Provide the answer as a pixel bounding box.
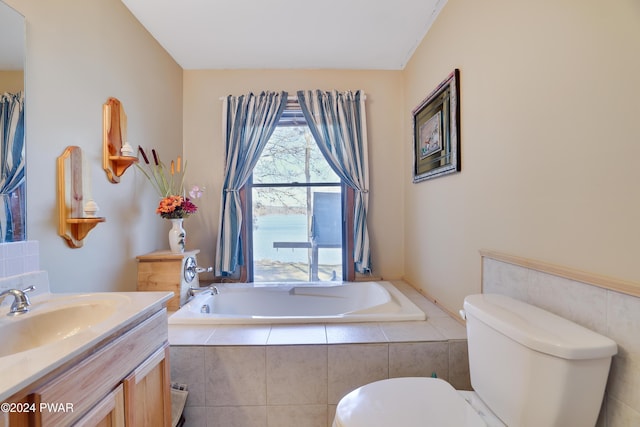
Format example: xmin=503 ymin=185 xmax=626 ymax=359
xmin=168 ymin=281 xmax=426 ymax=324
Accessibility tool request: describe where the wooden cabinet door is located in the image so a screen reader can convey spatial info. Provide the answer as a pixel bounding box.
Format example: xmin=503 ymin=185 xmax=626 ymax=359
xmin=123 ymin=343 xmax=171 ymax=427
xmin=73 ymin=384 xmax=125 ymax=427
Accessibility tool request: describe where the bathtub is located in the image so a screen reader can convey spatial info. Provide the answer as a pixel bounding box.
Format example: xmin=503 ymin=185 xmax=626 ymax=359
xmin=168 ymin=281 xmax=426 ymax=324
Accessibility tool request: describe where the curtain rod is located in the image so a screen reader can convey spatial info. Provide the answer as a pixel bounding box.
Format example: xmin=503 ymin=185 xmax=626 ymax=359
xmin=219 ymin=92 xmax=367 ymax=101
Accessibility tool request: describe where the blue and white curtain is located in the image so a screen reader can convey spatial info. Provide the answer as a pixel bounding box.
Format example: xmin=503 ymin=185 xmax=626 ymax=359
xmin=297 ymin=90 xmax=371 ymax=273
xmin=215 ymin=91 xmax=287 ymax=276
xmin=0 ymin=92 xmax=25 ymax=242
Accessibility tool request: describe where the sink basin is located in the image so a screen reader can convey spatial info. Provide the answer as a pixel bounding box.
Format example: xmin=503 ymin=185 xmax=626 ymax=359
xmin=0 ymin=296 xmax=123 ymax=358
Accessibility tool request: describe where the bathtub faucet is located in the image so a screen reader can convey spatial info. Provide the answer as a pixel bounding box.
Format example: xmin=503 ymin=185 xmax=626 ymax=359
xmin=188 ymin=285 xmax=220 ymax=297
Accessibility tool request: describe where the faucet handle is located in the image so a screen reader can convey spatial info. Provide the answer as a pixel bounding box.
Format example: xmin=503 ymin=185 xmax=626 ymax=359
xmin=21 ymin=286 xmax=35 ymax=304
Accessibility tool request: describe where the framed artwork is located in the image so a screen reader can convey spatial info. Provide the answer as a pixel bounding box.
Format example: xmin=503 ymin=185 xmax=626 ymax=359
xmin=412 ymin=69 xmax=460 ymax=182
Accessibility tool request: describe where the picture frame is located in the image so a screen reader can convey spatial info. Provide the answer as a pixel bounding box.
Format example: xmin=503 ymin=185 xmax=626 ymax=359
xmin=412 ymin=69 xmax=460 ymax=182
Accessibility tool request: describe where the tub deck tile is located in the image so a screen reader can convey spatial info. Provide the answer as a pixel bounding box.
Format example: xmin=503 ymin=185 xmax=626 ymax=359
xmin=429 ymin=316 xmax=467 ymax=340
xmin=325 ymin=322 xmax=387 ymax=344
xmin=168 ymin=325 xmax=215 ymax=345
xmin=168 ymin=319 xmax=464 ymax=346
xmin=267 ymin=324 xmax=327 ymax=345
xmin=206 ymin=325 xmax=272 ymax=345
xmin=380 ymin=320 xmax=446 ymax=342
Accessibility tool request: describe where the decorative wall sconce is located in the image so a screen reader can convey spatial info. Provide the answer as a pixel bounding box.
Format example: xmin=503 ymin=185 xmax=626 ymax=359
xmin=103 ymin=97 xmax=137 ymax=183
xmin=57 ymin=146 xmax=105 ymax=248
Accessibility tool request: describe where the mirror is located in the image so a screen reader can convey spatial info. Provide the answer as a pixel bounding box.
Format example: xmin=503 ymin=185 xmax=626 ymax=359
xmin=0 ymin=1 xmax=25 ymax=242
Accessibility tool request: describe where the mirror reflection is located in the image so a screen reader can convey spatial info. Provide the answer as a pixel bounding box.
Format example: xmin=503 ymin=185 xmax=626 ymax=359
xmin=0 ymin=0 xmax=25 ymax=242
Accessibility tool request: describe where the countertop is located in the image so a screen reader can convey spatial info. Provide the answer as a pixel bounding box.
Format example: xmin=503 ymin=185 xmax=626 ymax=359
xmin=0 ymin=291 xmax=172 ymax=402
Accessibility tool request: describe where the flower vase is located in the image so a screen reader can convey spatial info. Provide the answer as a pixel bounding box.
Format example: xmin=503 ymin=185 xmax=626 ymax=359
xmin=168 ymin=218 xmax=186 ymax=253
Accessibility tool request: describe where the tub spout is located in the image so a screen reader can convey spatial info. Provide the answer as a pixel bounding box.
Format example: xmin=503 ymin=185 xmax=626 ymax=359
xmin=188 ymin=285 xmax=219 ymax=297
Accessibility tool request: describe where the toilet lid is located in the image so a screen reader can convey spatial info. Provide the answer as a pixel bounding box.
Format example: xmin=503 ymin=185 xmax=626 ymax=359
xmin=334 ymin=378 xmax=487 ymax=427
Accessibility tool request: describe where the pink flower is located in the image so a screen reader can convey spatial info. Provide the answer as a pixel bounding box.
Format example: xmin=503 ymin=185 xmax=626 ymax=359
xmin=182 ymin=198 xmax=198 ymax=214
xmin=189 ymin=185 xmax=204 ymax=199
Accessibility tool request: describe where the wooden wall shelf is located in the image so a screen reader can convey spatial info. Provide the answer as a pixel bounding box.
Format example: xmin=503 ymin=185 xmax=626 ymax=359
xmin=66 ymin=217 xmax=106 ymax=242
xmin=57 ymin=146 xmax=105 ymax=248
xmin=103 ymin=97 xmax=137 ymax=183
xmin=106 ymin=155 xmax=138 ymax=180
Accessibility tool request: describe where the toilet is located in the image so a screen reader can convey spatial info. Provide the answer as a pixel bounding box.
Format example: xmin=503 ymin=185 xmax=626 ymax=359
xmin=333 ymin=294 xmax=617 ymax=427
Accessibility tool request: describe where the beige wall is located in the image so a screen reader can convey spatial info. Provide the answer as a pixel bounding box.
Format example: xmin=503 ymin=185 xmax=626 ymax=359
xmin=0 ymin=70 xmax=23 ymax=93
xmin=183 ymin=70 xmax=404 ymax=280
xmin=403 ymin=0 xmax=640 ymax=311
xmin=5 ymin=0 xmax=183 ymax=292
xmin=6 ymin=0 xmax=639 ymax=307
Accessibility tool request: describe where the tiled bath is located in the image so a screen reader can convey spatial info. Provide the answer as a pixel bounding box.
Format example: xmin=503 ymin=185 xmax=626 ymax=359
xmin=168 ymin=280 xmax=470 ymax=427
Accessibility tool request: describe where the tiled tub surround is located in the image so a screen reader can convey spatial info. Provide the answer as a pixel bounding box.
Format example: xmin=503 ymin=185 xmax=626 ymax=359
xmin=169 ymin=281 xmax=470 ymax=427
xmin=482 ymin=250 xmax=640 ymax=427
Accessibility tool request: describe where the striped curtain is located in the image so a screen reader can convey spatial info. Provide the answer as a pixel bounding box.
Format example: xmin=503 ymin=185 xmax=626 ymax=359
xmin=297 ymin=90 xmax=371 ymax=273
xmin=215 ymin=91 xmax=287 ymax=276
xmin=0 ymin=92 xmax=25 ymax=242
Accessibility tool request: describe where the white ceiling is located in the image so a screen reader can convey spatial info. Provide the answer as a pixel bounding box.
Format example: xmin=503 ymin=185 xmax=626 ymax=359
xmin=120 ymin=0 xmax=447 ymax=70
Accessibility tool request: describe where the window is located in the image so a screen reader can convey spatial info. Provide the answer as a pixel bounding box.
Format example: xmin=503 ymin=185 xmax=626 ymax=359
xmin=245 ymin=108 xmax=350 ymax=282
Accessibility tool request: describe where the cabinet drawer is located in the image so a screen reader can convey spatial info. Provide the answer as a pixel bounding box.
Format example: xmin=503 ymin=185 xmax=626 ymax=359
xmin=33 ymin=309 xmax=168 ymax=426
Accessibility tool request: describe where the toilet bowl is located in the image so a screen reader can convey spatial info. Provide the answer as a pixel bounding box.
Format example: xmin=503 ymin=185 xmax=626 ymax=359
xmin=333 ymin=294 xmax=617 ymax=427
xmin=333 ymin=377 xmax=504 ymax=427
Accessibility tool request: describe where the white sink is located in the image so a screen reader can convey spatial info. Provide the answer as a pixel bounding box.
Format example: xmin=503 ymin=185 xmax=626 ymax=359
xmin=0 ymin=294 xmax=127 ymax=358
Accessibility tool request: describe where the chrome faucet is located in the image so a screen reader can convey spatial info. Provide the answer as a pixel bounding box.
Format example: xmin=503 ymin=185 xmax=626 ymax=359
xmin=188 ymin=285 xmax=220 ymax=297
xmin=0 ymin=286 xmax=35 ymax=316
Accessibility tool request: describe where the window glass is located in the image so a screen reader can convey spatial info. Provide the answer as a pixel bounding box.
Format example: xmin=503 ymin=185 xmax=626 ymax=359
xmin=250 ymin=119 xmax=343 ymax=282
xmin=253 ymin=126 xmax=339 ymax=184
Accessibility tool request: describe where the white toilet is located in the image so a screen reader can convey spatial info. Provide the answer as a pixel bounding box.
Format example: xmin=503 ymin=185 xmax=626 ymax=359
xmin=333 ymin=294 xmax=617 ymax=427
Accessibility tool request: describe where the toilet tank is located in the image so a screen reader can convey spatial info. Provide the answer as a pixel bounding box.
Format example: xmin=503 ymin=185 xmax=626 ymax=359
xmin=463 ymin=294 xmax=617 ymax=427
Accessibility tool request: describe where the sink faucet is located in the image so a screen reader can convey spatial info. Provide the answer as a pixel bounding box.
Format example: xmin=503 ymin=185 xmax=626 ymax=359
xmin=0 ymin=286 xmax=35 ymax=316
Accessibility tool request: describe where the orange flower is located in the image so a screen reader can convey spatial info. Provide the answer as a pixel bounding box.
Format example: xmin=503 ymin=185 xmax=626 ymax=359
xmin=156 ymin=195 xmax=184 ymax=215
xmin=155 ymin=194 xmax=198 ymax=219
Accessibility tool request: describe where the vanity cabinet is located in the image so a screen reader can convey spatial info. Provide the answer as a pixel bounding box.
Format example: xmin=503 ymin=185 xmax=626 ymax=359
xmin=4 ymin=308 xmax=171 ymax=427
